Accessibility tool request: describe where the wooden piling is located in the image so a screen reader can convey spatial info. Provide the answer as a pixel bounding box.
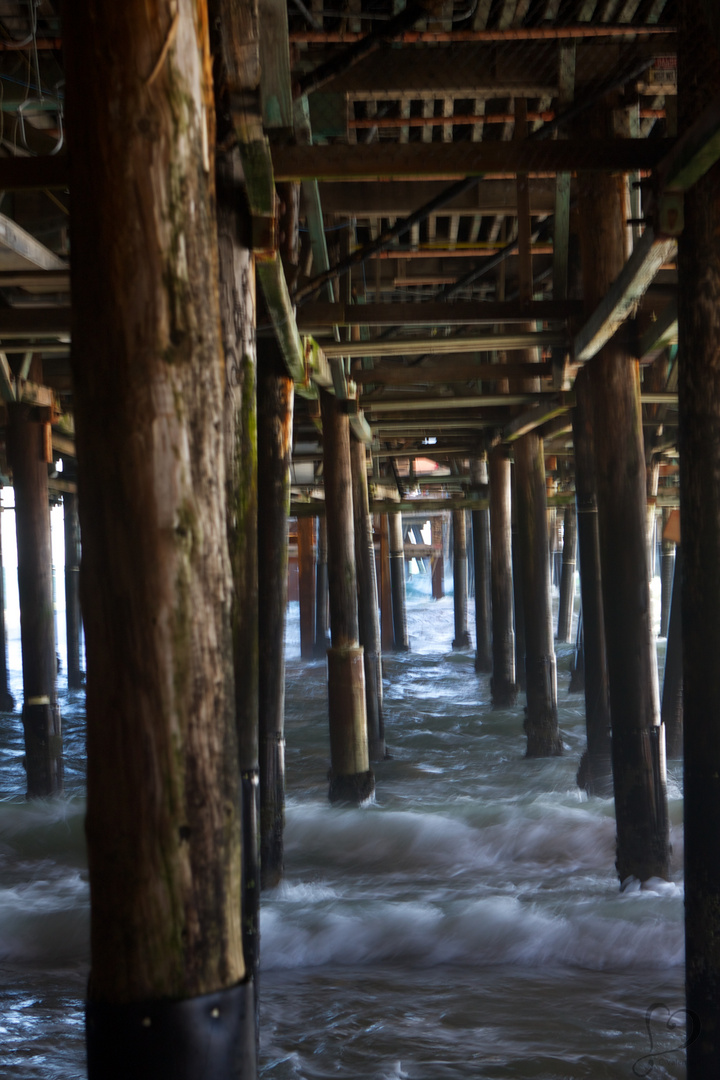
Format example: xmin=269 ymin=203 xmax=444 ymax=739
xmin=511 ymin=502 xmax=526 ymax=694
xmin=388 ymin=511 xmax=409 ymax=651
xmin=578 ymin=106 xmax=669 ymax=882
xmin=216 ymin=149 xmax=261 ymax=1010
xmin=471 ymin=459 xmax=492 ymax=673
xmin=556 ymin=503 xmax=576 ymax=644
xmin=8 ymin=386 xmax=63 ymax=797
xmin=572 ymin=366 xmax=612 ymax=795
xmin=660 ymin=529 xmax=675 ymax=639
xmin=0 ymin=506 xmax=13 ymax=711
xmin=315 ymin=516 xmax=330 ymax=656
xmin=320 ymin=389 xmax=374 ymax=803
xmin=350 ymin=437 xmax=385 ymax=761
xmin=431 ymin=514 xmax=445 ymax=599
xmin=514 ymin=432 xmax=562 ymax=756
xmin=63 ymin=492 xmax=83 ymax=689
xmin=65 ymin=4 xmax=252 ymax=1067
xmin=257 ymin=340 xmax=293 ymax=888
xmin=379 ymin=514 xmax=394 ymax=651
xmin=569 ymin=607 xmax=585 ymax=694
xmin=298 ymin=517 xmax=316 ymax=659
xmin=677 ymin=7 xmax=720 ymax=1066
xmin=451 ymin=509 xmax=471 ymax=649
xmin=661 ymin=547 xmax=682 ymax=760
xmin=489 ymin=447 xmax=517 ymax=707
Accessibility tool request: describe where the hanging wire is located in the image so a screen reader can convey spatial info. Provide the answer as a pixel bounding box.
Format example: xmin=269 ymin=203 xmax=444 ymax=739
xmin=0 ymin=0 xmax=38 ymax=50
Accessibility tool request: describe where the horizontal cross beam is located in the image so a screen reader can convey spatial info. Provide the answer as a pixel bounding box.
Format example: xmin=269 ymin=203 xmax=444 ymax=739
xmin=273 ymin=140 xmax=673 ymax=182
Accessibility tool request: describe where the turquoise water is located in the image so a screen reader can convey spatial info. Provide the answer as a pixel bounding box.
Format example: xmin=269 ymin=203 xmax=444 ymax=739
xmin=0 ymin=579 xmax=685 ymax=1078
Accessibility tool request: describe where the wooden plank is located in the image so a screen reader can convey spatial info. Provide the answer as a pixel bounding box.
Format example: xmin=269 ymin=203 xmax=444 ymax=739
xmin=315 ymin=178 xmax=557 ymax=216
xmin=297 ymin=299 xmax=582 ymax=328
xmin=0 ymin=214 xmax=66 ymax=272
xmin=574 ymin=227 xmax=677 ymax=364
xmin=273 ymin=140 xmax=674 ymax=181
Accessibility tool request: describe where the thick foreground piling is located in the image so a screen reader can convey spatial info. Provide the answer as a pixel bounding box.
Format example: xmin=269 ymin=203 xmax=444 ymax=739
xmin=8 ymin=377 xmax=63 ymax=796
xmin=578 ymin=106 xmax=669 ymax=883
xmin=678 ymin=7 xmax=720 ymax=1070
xmin=66 ymin=4 xmax=254 ymax=1074
xmin=321 ymin=390 xmax=374 ymax=803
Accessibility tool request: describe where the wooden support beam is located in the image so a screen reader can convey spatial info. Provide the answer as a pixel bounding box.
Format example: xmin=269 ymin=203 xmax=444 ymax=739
xmin=354 ymin=360 xmax=553 ymax=385
xmin=655 ymin=91 xmax=720 ymax=195
xmin=273 ymin=140 xmax=673 ymax=182
xmin=574 ymin=226 xmax=677 ymax=363
xmin=293 ymin=491 xmax=578 ymax=516
xmin=636 ymin=297 xmax=678 ymax=358
xmin=315 ymin=178 xmax=558 ymax=216
xmin=0 ymin=351 xmax=14 ymax=401
xmin=0 ymin=214 xmax=66 ymax=274
xmin=259 ymin=0 xmax=293 ymax=129
xmin=320 ymin=330 xmax=567 ymax=359
xmin=0 ymin=306 xmax=71 ymax=338
xmin=365 ymin=392 xmax=560 ymax=413
xmin=0 ymin=155 xmax=68 ymax=190
xmin=0 ymin=269 xmax=70 ymax=290
xmin=500 ymin=393 xmax=575 ymax=443
xmin=297 ymin=299 xmax=582 ymax=329
xmin=256 ymin=257 xmax=308 ymax=384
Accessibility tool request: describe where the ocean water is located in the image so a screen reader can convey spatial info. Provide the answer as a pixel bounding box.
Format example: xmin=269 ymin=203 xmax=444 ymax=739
xmin=0 ymin=575 xmax=686 ymax=1079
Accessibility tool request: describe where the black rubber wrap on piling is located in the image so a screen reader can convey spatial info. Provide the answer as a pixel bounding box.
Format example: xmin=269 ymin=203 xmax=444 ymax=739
xmin=328 ymin=768 xmax=375 ymax=805
xmin=86 ymin=979 xmax=257 ymax=1080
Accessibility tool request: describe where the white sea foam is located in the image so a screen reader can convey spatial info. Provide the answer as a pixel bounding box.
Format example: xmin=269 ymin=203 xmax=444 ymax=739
xmin=260 ymin=888 xmax=683 ymax=972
